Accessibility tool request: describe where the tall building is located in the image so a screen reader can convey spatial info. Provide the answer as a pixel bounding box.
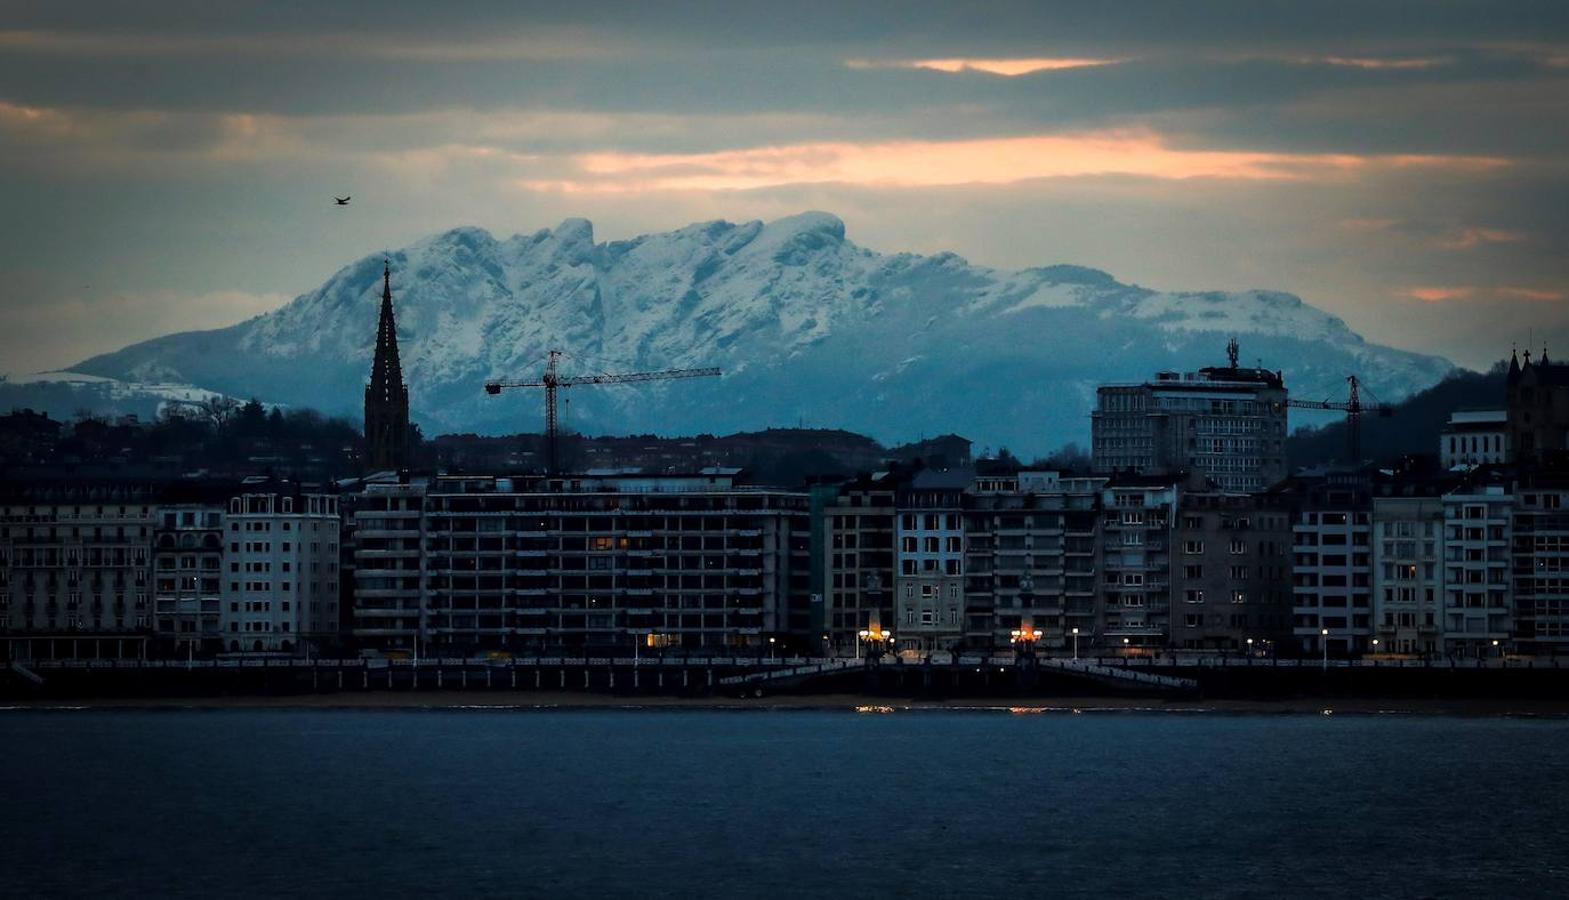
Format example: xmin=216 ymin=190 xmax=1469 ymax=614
xmin=1512 ymin=471 xmax=1569 ymax=656
xmin=964 ymin=470 xmax=1105 ymax=653
xmin=1441 ymin=469 xmax=1512 ymax=657
xmin=1371 ymin=490 xmax=1445 ymax=656
xmin=349 ymin=476 xmax=428 ymax=654
xmin=1288 ymin=471 xmax=1374 ymax=657
xmin=364 ymin=261 xmax=411 ymax=472
xmin=1171 ymin=489 xmax=1294 ymax=652
xmin=893 ymin=469 xmax=970 ymax=653
xmin=221 ymin=489 xmax=343 ymax=655
xmin=823 ymin=470 xmax=904 ymax=655
xmin=1099 ymin=475 xmax=1179 ymax=650
xmin=152 ymin=500 xmax=226 ymax=658
xmin=1091 ymin=343 xmax=1287 ymax=492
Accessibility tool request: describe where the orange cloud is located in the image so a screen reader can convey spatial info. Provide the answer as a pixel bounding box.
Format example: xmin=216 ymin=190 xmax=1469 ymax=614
xmin=1440 ymin=227 xmax=1526 ymax=249
xmin=1318 ymin=56 xmax=1446 ymax=70
xmin=525 ymin=130 xmax=1508 ymax=193
xmin=903 ymin=57 xmax=1123 ymax=75
xmin=1498 ymin=287 xmax=1566 ymax=302
xmin=1405 ymin=287 xmax=1475 ymax=302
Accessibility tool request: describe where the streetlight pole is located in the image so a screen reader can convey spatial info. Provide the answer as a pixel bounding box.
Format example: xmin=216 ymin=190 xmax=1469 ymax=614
xmin=768 ymin=636 xmax=776 ymax=662
xmin=1321 ymin=627 xmax=1329 ymax=671
xmin=1071 ymin=627 xmax=1080 ymax=662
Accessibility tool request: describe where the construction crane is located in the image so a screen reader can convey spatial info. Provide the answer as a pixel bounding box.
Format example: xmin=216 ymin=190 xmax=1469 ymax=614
xmin=1285 ymin=375 xmax=1392 ymax=464
xmin=484 ymin=349 xmax=721 ymax=474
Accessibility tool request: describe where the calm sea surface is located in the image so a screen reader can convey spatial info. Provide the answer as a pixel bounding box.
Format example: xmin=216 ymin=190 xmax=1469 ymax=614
xmin=2 ymin=708 xmax=1567 ymax=898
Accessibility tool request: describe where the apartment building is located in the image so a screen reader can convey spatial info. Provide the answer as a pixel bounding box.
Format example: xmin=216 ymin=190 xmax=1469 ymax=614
xmin=1091 ymin=346 xmax=1288 ymax=492
xmin=0 ymin=478 xmax=158 ymax=660
xmin=1440 ymin=410 xmax=1509 ymax=469
xmin=893 ymin=469 xmax=970 ymax=653
xmin=1100 ymin=476 xmax=1179 ymax=650
xmin=348 ymin=477 xmax=427 ymax=654
xmin=152 ymin=501 xmax=226 ymax=658
xmin=221 ymin=490 xmax=342 ymax=655
xmin=1289 ymin=472 xmax=1374 ymax=657
xmin=1371 ymin=488 xmax=1446 ymax=656
xmin=1441 ymin=471 xmax=1512 ymax=657
xmin=379 ymin=471 xmax=811 ymax=656
xmin=1171 ymin=490 xmax=1294 ymax=652
xmin=964 ymin=470 xmax=1104 ymax=653
xmin=823 ymin=470 xmax=903 ymax=655
xmin=1513 ymin=471 xmax=1569 ymax=656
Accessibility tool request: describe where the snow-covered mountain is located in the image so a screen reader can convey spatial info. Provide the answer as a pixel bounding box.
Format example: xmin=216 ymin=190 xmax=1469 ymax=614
xmin=16 ymin=212 xmax=1452 ymax=453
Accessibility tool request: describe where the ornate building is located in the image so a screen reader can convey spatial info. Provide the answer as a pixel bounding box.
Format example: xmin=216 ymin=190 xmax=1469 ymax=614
xmin=364 ymin=262 xmax=410 ymax=471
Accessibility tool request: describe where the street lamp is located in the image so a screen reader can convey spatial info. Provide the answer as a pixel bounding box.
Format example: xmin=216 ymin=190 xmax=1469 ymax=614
xmin=857 ymin=629 xmax=869 ymax=660
xmin=1071 ymin=626 xmax=1080 ymax=661
xmin=1321 ymin=627 xmax=1329 ymax=671
xmin=1246 ymin=637 xmax=1254 ymax=658
xmin=1492 ymin=638 xmax=1501 ymax=659
xmin=1370 ymin=638 xmax=1380 ymax=658
xmin=768 ymin=635 xmax=777 ymax=662
xmin=1010 ymin=625 xmax=1041 ymax=657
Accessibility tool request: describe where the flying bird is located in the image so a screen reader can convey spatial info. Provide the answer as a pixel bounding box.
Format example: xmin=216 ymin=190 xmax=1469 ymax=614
xmin=334 ymin=196 xmax=351 ymax=205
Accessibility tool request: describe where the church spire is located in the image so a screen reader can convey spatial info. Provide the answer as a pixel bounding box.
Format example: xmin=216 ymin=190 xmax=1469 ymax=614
xmin=364 ymin=259 xmax=410 ymax=471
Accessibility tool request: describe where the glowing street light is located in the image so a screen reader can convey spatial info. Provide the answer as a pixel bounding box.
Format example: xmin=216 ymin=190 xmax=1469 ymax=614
xmin=1071 ymin=626 xmax=1080 ymax=661
xmin=1321 ymin=627 xmax=1330 ymax=670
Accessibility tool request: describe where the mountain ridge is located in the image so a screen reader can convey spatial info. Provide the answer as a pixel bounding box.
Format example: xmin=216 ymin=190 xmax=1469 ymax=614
xmin=15 ymin=211 xmax=1452 ymax=454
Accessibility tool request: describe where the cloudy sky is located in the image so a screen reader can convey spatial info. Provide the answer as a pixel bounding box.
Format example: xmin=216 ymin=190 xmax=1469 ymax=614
xmin=2 ymin=0 xmax=1566 ymax=374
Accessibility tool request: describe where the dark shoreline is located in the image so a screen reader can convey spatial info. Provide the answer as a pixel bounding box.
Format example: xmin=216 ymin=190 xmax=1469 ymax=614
xmin=6 ymin=691 xmax=1569 ymax=717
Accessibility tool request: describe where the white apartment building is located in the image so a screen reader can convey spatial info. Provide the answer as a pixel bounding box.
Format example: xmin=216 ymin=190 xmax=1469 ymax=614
xmin=1371 ymin=495 xmax=1444 ymax=656
xmin=1442 ymin=476 xmax=1512 ymax=657
xmin=222 ymin=491 xmax=342 ymax=655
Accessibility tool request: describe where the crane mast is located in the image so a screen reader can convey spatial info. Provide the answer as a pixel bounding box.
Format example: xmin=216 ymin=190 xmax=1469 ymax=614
xmin=1285 ymin=374 xmax=1392 ymax=463
xmin=484 ymin=349 xmax=721 ymax=474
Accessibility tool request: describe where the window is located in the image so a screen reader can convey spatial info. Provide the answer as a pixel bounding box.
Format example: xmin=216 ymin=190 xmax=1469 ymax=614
xmin=1184 ymin=541 xmax=1204 ymax=555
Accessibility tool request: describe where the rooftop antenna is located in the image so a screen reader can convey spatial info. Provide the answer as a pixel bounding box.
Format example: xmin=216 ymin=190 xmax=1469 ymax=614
xmin=1226 ymin=337 xmax=1240 ymax=368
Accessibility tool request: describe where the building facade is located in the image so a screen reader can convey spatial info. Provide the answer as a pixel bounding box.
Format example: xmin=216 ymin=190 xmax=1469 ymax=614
xmin=0 ymin=479 xmax=157 ymax=660
xmin=153 ymin=502 xmax=226 ymax=658
xmin=354 ymin=472 xmax=812 ymax=656
xmin=894 ymin=470 xmax=969 ymax=653
xmin=1370 ymin=492 xmax=1445 ymax=656
xmin=222 ymin=490 xmax=343 ymax=654
xmin=1289 ymin=473 xmax=1374 ymax=657
xmin=1099 ymin=477 xmax=1178 ymax=650
xmin=1441 ymin=472 xmax=1512 ymax=657
xmin=1171 ymin=491 xmax=1294 ymax=652
xmin=1441 ymin=409 xmax=1509 ymax=469
xmin=823 ymin=471 xmax=902 ymax=655
xmin=1091 ymin=353 xmax=1288 ymax=492
xmin=1513 ymin=472 xmax=1569 ymax=656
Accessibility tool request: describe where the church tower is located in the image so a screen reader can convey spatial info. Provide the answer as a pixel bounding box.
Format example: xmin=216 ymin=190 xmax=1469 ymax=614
xmin=364 ymin=261 xmax=410 ymax=471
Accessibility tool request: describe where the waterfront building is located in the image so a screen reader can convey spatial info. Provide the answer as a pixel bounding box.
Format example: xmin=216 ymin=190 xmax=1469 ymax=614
xmin=1171 ymin=489 xmax=1294 ymax=652
xmin=347 ymin=475 xmax=428 ymax=654
xmin=964 ymin=470 xmax=1105 ymax=653
xmin=366 ymin=471 xmax=811 ymax=656
xmin=823 ymin=470 xmax=904 ymax=655
xmin=893 ymin=468 xmax=970 ymax=653
xmin=221 ymin=489 xmax=343 ymax=655
xmin=1440 ymin=409 xmax=1509 ymax=469
xmin=152 ymin=501 xmax=226 ymax=658
xmin=364 ymin=261 xmax=411 ymax=472
xmin=1512 ymin=471 xmax=1569 ymax=656
xmin=1371 ymin=489 xmax=1446 ymax=656
xmin=1441 ymin=469 xmax=1513 ymax=657
xmin=1288 ymin=471 xmax=1374 ymax=657
xmin=1091 ymin=345 xmax=1288 ymax=492
xmin=1099 ymin=475 xmax=1179 ymax=651
xmin=0 ymin=478 xmax=158 ymax=660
